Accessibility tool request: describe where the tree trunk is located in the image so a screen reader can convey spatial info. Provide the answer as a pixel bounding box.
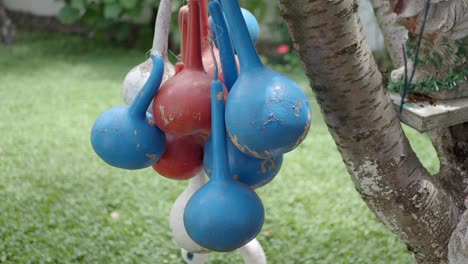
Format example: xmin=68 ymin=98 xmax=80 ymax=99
xmin=0 ymin=0 xmax=13 ymax=44
xmin=278 ymin=0 xmax=463 ymax=262
xmin=436 ymin=122 xmax=468 ymax=264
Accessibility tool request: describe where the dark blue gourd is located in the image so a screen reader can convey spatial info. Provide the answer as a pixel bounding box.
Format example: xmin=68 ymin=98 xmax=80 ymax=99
xmin=90 ymin=51 xmax=166 ymax=170
xmin=220 ymin=0 xmax=312 ymax=159
xmin=208 ymin=0 xmax=238 ymax=90
xmin=184 ymin=75 xmax=264 ymax=252
xmin=203 ymin=136 xmax=283 ymax=189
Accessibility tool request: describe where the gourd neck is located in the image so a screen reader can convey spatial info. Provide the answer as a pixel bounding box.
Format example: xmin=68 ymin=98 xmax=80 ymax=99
xmin=152 ymin=0 xmax=172 ymax=54
xmin=185 ymin=0 xmax=205 ymax=71
xmin=200 ymin=0 xmax=210 ymax=51
xmin=208 ymin=0 xmax=238 ymax=90
xmin=210 ymin=79 xmax=230 ymax=181
xmin=219 ymin=0 xmax=263 ymax=72
xmin=128 ymin=53 xmax=164 ymax=117
xmin=178 ymin=5 xmax=188 ymax=62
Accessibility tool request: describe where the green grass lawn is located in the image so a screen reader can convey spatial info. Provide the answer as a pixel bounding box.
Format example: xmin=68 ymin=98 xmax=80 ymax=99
xmin=0 ymin=31 xmax=439 ymax=264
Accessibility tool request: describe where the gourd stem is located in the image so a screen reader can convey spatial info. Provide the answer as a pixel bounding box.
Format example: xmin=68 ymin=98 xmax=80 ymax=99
xmin=152 ymin=0 xmax=172 ymax=54
xmin=129 ymin=53 xmax=164 ymax=117
xmin=210 ymin=80 xmax=230 ymax=181
xmin=219 ymin=0 xmax=263 ymax=71
xmin=178 ymin=6 xmax=188 ymax=62
xmin=200 ymin=0 xmax=210 ymax=50
xmin=185 ymin=0 xmax=205 ymax=70
xmin=209 ymin=0 xmax=238 ymax=90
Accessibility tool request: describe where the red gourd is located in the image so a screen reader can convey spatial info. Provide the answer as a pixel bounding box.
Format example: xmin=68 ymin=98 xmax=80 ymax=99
xmin=152 ymin=5 xmax=205 ymax=180
xmin=152 ymin=133 xmax=204 ymax=180
xmin=153 ymin=0 xmax=222 ymax=137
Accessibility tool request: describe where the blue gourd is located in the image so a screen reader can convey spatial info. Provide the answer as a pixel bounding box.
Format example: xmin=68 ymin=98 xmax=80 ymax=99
xmin=184 ymin=74 xmax=264 ymax=252
xmin=208 ymin=0 xmax=238 ymax=90
xmin=209 ymin=5 xmax=260 ymax=46
xmin=203 ymin=135 xmax=283 ymax=189
xmin=220 ymin=0 xmax=312 ymax=159
xmin=238 ymin=8 xmax=259 ymax=44
xmin=203 ymin=1 xmax=283 ymax=189
xmin=90 ymin=51 xmax=166 ymax=170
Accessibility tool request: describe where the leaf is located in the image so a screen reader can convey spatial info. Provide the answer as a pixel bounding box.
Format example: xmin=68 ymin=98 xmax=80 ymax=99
xmin=127 ymin=9 xmax=142 ymax=19
xmin=70 ymin=0 xmax=86 ymax=10
xmin=95 ymin=17 xmax=113 ymax=30
xmin=113 ymin=24 xmax=131 ymax=41
xmin=58 ymin=5 xmax=82 ymax=24
xmin=103 ymin=3 xmax=123 ymax=19
xmin=119 ymin=0 xmax=139 ymax=10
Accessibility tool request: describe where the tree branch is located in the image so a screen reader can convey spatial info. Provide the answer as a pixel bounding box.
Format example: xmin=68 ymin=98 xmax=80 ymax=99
xmin=369 ymin=0 xmax=408 ymax=68
xmin=278 ymin=0 xmax=462 ymax=262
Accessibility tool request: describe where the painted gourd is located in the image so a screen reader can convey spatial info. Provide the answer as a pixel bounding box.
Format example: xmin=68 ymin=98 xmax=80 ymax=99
xmin=209 ymin=4 xmax=260 ymax=47
xmin=152 ymin=134 xmax=204 ymax=180
xmin=170 ymin=172 xmax=210 ymax=253
xmin=208 ymin=0 xmax=238 ymax=90
xmin=90 ymin=52 xmax=166 ymax=170
xmin=121 ymin=0 xmax=175 ymax=113
xmin=153 ymin=0 xmax=217 ymax=137
xmin=183 ymin=76 xmax=264 ymax=252
xmin=203 ymin=135 xmax=283 ymax=189
xmin=202 ymin=1 xmax=282 ymax=189
xmin=238 ymin=8 xmax=260 ymax=44
xmin=221 ymin=0 xmax=312 ymax=158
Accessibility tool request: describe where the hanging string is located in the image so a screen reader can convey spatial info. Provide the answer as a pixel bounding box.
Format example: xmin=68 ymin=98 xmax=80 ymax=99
xmin=208 ymin=33 xmax=219 ymax=81
xmin=399 ymin=0 xmax=432 ymax=113
xmin=208 ymin=22 xmax=224 ymax=49
xmin=145 ymin=48 xmax=152 ymax=60
xmin=168 ymin=49 xmax=180 ymax=62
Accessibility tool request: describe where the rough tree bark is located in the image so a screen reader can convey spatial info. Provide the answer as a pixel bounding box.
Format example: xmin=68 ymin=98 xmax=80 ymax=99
xmin=370 ymin=0 xmax=408 ymax=68
xmin=278 ymin=0 xmax=465 ymax=263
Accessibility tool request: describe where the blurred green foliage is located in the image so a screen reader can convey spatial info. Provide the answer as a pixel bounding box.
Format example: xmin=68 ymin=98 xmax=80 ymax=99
xmin=58 ymin=0 xmax=150 ymax=42
xmin=57 ymin=0 xmax=270 ymax=45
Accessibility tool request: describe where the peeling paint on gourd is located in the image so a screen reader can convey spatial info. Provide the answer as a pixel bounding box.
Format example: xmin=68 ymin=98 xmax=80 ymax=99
xmin=220 ymin=0 xmax=312 ymax=159
xmin=203 ymin=135 xmax=283 ymax=189
xmin=91 ymin=53 xmax=166 ymax=170
xmin=225 ymin=75 xmax=313 ymax=159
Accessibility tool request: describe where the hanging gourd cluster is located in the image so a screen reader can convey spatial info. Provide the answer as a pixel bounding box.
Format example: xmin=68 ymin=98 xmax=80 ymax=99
xmin=90 ymin=0 xmax=312 ymax=253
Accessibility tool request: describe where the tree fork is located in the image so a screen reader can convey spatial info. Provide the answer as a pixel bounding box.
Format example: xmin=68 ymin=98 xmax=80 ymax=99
xmin=429 ymin=122 xmax=468 ymax=210
xmin=278 ymin=0 xmax=462 ymax=262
